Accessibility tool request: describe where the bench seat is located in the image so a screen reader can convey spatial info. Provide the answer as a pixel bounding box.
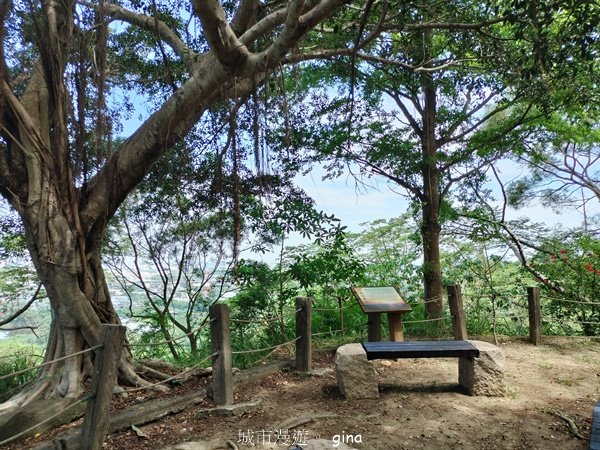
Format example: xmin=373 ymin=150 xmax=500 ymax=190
xmin=591 ymin=402 xmax=600 ymax=450
xmin=362 ymin=340 xmax=480 ymax=360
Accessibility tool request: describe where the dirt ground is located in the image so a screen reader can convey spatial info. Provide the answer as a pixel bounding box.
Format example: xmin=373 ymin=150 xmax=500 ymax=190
xmin=8 ymin=337 xmax=600 ymax=450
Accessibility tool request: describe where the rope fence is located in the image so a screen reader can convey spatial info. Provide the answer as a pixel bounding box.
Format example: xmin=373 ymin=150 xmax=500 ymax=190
xmin=125 ymin=320 xmax=209 ymax=348
xmin=408 ymin=297 xmax=445 ymax=305
xmin=230 ymin=337 xmax=300 ymax=355
xmin=312 ymin=302 xmax=358 ymax=312
xmin=311 ymin=329 xmax=343 ymax=337
xmin=541 ymin=315 xmax=600 ymax=326
xmin=122 ymin=352 xmax=215 ymax=394
xmin=544 ymin=297 xmax=600 ymax=306
xmin=230 ymin=315 xmax=284 ymax=324
xmin=4 ymin=285 xmax=600 ymax=448
xmin=403 ymin=316 xmax=449 ymax=324
xmin=0 ymin=344 xmax=102 ymax=382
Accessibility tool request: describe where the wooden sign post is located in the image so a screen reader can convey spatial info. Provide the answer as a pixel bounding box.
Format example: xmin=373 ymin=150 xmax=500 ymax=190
xmin=351 ymin=287 xmax=412 ymax=342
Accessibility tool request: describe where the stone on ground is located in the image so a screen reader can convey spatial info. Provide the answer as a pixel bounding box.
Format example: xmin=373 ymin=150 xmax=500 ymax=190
xmin=335 ymin=343 xmax=379 ymax=399
xmin=196 ymin=400 xmax=261 ymax=418
xmin=459 ymin=340 xmax=506 ymax=396
xmin=0 ymin=398 xmax=85 ymax=442
xmin=162 ymin=438 xmax=357 ymax=449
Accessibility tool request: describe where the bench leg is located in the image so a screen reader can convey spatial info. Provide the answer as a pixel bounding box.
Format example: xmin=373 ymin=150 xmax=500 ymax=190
xmin=335 ymin=344 xmax=380 ymax=399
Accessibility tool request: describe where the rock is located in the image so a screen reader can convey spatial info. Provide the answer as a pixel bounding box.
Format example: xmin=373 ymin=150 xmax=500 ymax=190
xmin=196 ymin=400 xmax=261 ymax=418
xmin=161 ymin=439 xmax=232 ymax=450
xmin=335 ymin=343 xmax=379 ymax=399
xmin=162 ymin=438 xmax=358 ymax=450
xmin=306 ymin=367 xmax=334 ymax=377
xmin=459 ymin=340 xmax=506 ymax=396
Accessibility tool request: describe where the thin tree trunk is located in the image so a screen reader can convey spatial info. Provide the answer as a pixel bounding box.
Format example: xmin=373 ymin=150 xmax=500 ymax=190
xmin=420 ymin=52 xmax=444 ymax=320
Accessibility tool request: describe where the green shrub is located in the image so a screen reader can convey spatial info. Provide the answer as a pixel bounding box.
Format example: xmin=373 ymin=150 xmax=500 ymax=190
xmin=0 ymin=346 xmax=42 ymax=401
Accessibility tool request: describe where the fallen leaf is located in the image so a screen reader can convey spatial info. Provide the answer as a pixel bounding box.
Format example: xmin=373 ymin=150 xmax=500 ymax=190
xmin=131 ymin=424 xmax=148 ymax=438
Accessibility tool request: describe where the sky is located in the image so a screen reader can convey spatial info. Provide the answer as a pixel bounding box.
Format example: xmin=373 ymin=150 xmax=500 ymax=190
xmin=246 ymin=159 xmax=597 ymax=266
xmin=292 ymin=162 xmax=592 ymax=233
xmin=114 ymin=69 xmax=598 ymax=267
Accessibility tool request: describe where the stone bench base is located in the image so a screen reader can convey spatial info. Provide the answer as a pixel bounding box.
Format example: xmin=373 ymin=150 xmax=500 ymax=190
xmin=335 ymin=343 xmax=380 ymax=399
xmin=459 ymin=340 xmax=506 ymax=396
xmin=335 ymin=340 xmax=505 ymax=399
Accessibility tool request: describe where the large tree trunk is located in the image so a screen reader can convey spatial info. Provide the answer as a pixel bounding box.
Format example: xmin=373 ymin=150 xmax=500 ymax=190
xmin=1 ymin=185 xmax=151 ymax=409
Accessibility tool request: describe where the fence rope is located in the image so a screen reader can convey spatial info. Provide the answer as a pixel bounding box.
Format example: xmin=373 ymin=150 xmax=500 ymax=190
xmin=544 ymin=297 xmax=600 ymax=306
xmin=496 ymin=315 xmax=530 ymax=320
xmin=0 ymin=345 xmax=102 ymax=382
xmin=125 ymin=321 xmax=209 ymax=348
xmin=408 ymin=297 xmax=445 ymax=305
xmin=404 ymin=316 xmax=449 ymax=324
xmin=0 ymin=397 xmax=89 ymax=447
xmin=121 ymin=353 xmax=214 ymax=394
xmin=473 ymin=314 xmax=530 ymax=321
xmin=549 ymin=319 xmax=600 ymax=326
xmin=312 ymin=303 xmax=358 ymax=312
xmin=311 ymin=329 xmax=343 ymax=337
xmin=541 ymin=315 xmax=600 ymax=326
xmin=463 ymin=293 xmax=529 ymax=298
xmin=230 ymin=315 xmax=284 ymax=324
xmin=0 ymin=376 xmax=39 ymax=399
xmin=230 ymin=337 xmax=300 ymax=355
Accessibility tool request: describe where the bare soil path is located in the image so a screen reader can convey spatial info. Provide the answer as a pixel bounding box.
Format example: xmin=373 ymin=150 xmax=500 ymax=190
xmin=6 ymin=337 xmax=600 ymax=450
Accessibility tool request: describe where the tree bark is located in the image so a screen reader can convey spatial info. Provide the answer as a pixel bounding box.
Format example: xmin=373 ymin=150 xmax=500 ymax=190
xmin=420 ymin=55 xmax=444 ymax=319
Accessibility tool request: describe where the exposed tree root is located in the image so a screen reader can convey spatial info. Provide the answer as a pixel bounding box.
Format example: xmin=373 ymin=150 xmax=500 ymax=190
xmin=551 ymin=411 xmax=588 ymax=440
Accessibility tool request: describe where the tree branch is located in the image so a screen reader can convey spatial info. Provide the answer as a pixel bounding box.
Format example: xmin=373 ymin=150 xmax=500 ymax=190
xmin=191 ymin=0 xmax=252 ymax=68
xmin=354 ymin=155 xmax=424 ymax=200
xmin=0 ymin=283 xmax=43 ymax=327
xmin=80 ymin=0 xmax=347 ymax=235
xmin=103 ymin=3 xmax=200 ymax=72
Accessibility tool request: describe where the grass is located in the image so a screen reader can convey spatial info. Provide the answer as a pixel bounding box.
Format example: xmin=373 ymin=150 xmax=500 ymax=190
xmin=554 ymin=377 xmax=576 ymax=387
xmin=0 ymin=344 xmax=44 ymax=401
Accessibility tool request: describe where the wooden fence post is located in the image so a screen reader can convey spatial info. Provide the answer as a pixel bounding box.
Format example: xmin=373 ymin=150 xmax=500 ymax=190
xmin=295 ymin=297 xmax=312 ymax=372
xmin=528 ymin=286 xmax=542 ymax=345
xmin=81 ymin=324 xmax=126 ymax=450
xmin=387 ymin=313 xmax=405 ymax=342
xmin=337 ymin=296 xmax=345 ymax=336
xmin=447 ymin=284 xmax=467 ymax=340
xmin=210 ymin=303 xmax=233 ymax=405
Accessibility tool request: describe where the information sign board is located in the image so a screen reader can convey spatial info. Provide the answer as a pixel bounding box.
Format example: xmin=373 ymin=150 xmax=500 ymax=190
xmin=350 ymin=286 xmax=412 ymax=314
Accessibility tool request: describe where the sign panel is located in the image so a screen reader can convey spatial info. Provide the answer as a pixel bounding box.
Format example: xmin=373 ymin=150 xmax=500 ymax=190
xmin=351 ymin=286 xmax=412 ymax=314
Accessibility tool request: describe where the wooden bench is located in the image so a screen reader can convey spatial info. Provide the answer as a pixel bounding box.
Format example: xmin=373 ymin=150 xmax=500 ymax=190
xmin=335 ymin=340 xmax=505 ymax=398
xmin=362 ymin=340 xmax=480 ymax=360
xmin=591 ymin=402 xmax=600 ymax=450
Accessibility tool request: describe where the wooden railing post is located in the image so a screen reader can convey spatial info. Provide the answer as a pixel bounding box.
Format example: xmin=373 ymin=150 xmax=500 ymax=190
xmin=528 ymin=287 xmax=542 ymax=345
xmin=447 ymin=284 xmax=467 ymax=340
xmin=295 ymin=297 xmax=312 ymax=372
xmin=81 ymin=324 xmax=126 ymax=450
xmin=367 ymin=313 xmax=382 ymax=342
xmin=210 ymin=303 xmax=233 ymax=405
